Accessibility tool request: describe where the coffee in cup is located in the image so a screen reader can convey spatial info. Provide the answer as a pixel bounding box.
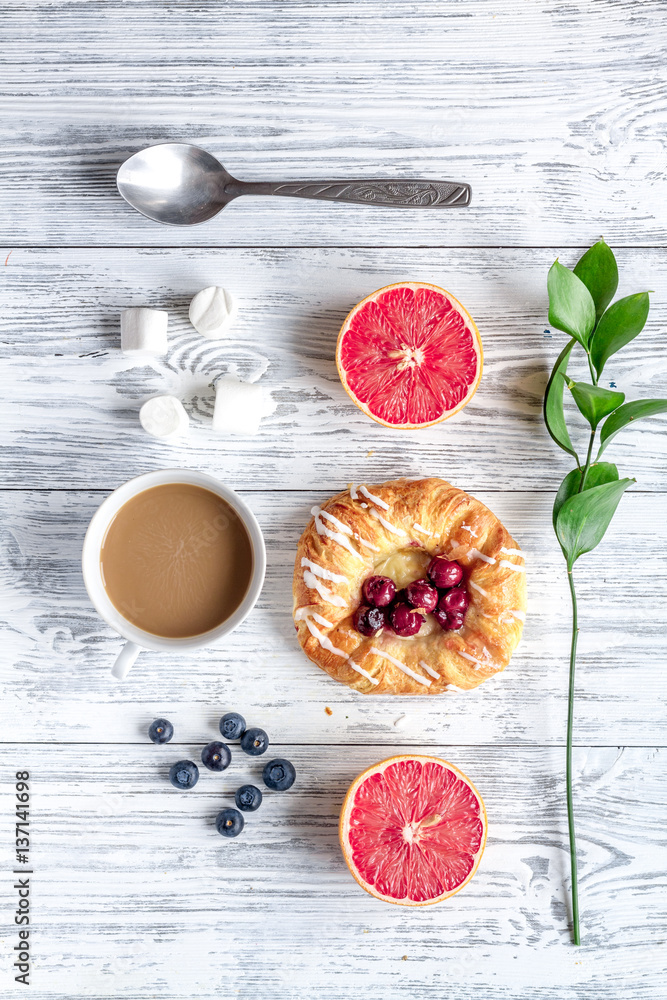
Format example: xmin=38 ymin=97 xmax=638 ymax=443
xmin=100 ymin=483 xmax=253 ymax=639
xmin=82 ymin=470 xmax=266 ymax=680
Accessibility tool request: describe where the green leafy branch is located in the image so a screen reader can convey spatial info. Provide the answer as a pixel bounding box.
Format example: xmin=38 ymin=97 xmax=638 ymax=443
xmin=543 ymin=240 xmax=667 ymax=946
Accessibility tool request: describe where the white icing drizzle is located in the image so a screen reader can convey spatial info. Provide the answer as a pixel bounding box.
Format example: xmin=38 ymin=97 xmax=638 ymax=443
xmin=349 ymin=484 xmax=359 ymax=499
xmin=359 ymin=502 xmax=369 ymax=508
xmin=344 ymin=659 xmax=380 ymax=685
xmin=300 ymin=557 xmax=347 ymax=584
xmin=456 ymin=647 xmax=495 ymax=670
xmin=369 ymin=506 xmax=407 ymax=536
xmin=499 ymin=559 xmax=526 ymax=573
xmin=318 ymin=508 xmax=352 ymax=535
xmin=445 ymin=683 xmax=466 ymax=692
xmin=302 ymin=618 xmax=379 ymax=686
xmin=311 ymin=507 xmax=365 ymax=562
xmin=510 ymin=609 xmax=526 ymax=622
xmin=469 ymin=580 xmax=489 ymax=597
xmin=457 ymin=650 xmax=488 ymax=670
xmin=369 ymin=646 xmax=432 ymax=687
xmin=304 ymin=618 xmax=349 ymax=657
xmin=500 ymin=547 xmax=524 ymax=558
xmin=412 ymin=522 xmax=431 ymax=536
xmin=461 ymin=521 xmax=479 ymax=538
xmin=418 ymin=659 xmax=441 ymax=680
xmin=302 ymin=570 xmax=347 ymax=607
xmin=294 ymin=607 xmax=333 ymax=629
xmin=359 ymin=485 xmax=389 ymax=510
xmin=354 ymin=533 xmax=380 ymax=552
xmin=468 ymin=548 xmax=496 ymax=565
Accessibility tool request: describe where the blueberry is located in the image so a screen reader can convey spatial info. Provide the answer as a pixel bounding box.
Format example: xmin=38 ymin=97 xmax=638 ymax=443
xmin=148 ymin=718 xmax=174 ymax=744
xmin=219 ymin=712 xmax=246 ymax=741
xmin=235 ymin=784 xmax=263 ymax=811
xmin=201 ymin=741 xmax=231 ymax=772
xmin=240 ymin=727 xmax=269 ymax=756
xmin=216 ymin=807 xmax=244 ymax=838
xmin=169 ymin=760 xmax=199 ymax=790
xmin=262 ymin=758 xmax=296 ymax=791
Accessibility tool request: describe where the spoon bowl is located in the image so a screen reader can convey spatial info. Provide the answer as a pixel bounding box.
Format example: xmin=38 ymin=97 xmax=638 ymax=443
xmin=117 ymin=143 xmax=472 ymax=226
xmin=117 ymin=143 xmax=235 ymax=226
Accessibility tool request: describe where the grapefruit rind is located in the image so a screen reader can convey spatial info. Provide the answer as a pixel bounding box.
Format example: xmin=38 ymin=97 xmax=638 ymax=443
xmin=335 ymin=282 xmax=483 ymax=430
xmin=339 ymin=754 xmax=487 ymax=907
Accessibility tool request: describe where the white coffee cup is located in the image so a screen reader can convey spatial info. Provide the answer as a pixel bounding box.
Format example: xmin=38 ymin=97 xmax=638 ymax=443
xmin=82 ymin=469 xmax=266 ymax=680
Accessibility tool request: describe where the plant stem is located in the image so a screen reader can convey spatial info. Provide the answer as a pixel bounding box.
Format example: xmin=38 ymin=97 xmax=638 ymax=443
xmin=579 ymin=431 xmax=596 ymax=492
xmin=566 ymin=565 xmax=581 ymax=945
xmin=586 ymin=352 xmax=598 ymax=386
xmin=569 ymin=424 xmax=594 ymax=942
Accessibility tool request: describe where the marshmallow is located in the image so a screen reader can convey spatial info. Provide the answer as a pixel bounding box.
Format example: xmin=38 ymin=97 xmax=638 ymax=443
xmin=213 ymin=374 xmax=263 ymax=435
xmin=121 ymin=308 xmax=168 ymax=356
xmin=189 ymin=286 xmax=236 ymax=339
xmin=139 ymin=395 xmax=189 ymax=439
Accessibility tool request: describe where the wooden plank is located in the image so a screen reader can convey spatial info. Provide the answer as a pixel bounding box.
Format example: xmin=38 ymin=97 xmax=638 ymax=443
xmin=1 ymin=488 xmax=665 ymax=746
xmin=0 ymin=744 xmax=664 ymax=998
xmin=2 ymin=247 xmax=666 ymax=491
xmin=2 ymin=0 xmax=666 ymax=247
xmin=2 ymin=0 xmax=665 ymax=991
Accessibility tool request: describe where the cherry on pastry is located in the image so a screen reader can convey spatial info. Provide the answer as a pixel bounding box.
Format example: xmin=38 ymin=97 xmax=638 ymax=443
xmin=433 ymin=609 xmax=450 ymax=631
xmin=388 ymin=603 xmax=424 ymax=637
xmin=447 ymin=610 xmax=466 ymax=631
xmin=404 ymin=578 xmax=439 ymax=614
xmin=433 ymin=608 xmax=465 ymax=631
xmin=354 ymin=605 xmax=386 ymax=637
xmin=362 ymin=575 xmax=396 ymax=608
xmin=438 ymin=587 xmax=470 ymax=614
xmin=427 ymin=556 xmax=463 ymax=589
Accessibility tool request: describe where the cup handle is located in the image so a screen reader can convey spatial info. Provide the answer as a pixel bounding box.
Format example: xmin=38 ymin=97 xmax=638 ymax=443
xmin=111 ymin=641 xmax=141 ymax=680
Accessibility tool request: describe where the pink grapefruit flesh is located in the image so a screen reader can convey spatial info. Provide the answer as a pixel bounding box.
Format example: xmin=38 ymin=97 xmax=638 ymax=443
xmin=339 ymin=754 xmax=487 ymax=906
xmin=336 ymin=282 xmax=482 ymax=429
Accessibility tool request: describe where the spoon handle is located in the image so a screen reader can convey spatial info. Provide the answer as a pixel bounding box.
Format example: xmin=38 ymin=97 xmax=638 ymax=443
xmin=227 ymin=178 xmax=471 ymax=208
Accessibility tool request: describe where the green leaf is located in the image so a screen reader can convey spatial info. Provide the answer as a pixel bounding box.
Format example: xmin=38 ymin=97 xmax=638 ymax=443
xmin=547 ymin=260 xmax=596 ymax=348
xmin=556 ymin=478 xmax=634 ymax=566
xmin=590 ymin=292 xmax=650 ymax=377
xmin=598 ymin=398 xmax=667 ymax=457
xmin=565 ymin=380 xmax=625 ymax=430
xmin=543 ymin=339 xmax=578 ymax=461
xmin=573 ymin=240 xmax=619 ymax=324
xmin=552 ymin=463 xmax=619 ymax=530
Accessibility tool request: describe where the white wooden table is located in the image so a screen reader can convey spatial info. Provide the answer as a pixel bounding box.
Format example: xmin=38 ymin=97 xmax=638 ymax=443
xmin=2 ymin=2 xmax=666 ymax=997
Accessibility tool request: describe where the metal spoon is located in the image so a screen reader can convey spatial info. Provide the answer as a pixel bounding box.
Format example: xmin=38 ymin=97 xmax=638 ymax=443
xmin=116 ymin=143 xmax=471 ymax=226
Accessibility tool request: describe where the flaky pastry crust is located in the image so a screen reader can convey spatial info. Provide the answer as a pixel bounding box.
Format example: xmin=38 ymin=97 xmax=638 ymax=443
xmin=293 ymin=478 xmax=526 ymax=694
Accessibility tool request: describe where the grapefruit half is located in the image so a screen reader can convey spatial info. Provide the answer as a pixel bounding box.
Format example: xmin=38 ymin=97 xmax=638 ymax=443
xmin=336 ymin=282 xmax=482 ymax=429
xmin=339 ymin=754 xmax=487 ymax=906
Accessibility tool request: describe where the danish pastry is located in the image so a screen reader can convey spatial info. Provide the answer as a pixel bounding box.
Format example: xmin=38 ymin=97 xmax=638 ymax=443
xmin=293 ymin=478 xmax=526 ymax=694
